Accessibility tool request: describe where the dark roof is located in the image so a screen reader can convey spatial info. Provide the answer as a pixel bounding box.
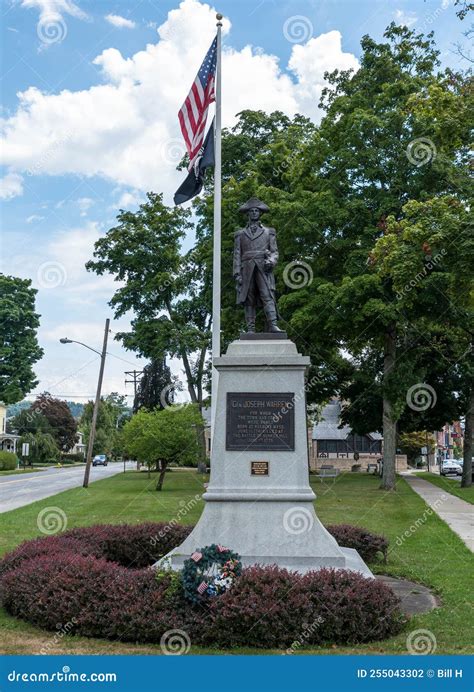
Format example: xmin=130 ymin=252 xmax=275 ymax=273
xmin=312 ymin=401 xmax=382 ymax=441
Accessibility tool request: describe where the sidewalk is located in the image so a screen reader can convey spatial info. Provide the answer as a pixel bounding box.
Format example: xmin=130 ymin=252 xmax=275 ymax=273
xmin=402 ymin=474 xmax=473 ymax=552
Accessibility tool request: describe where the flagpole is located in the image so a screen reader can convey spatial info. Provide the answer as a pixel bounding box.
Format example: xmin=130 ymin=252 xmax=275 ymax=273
xmin=210 ymin=13 xmax=222 ymax=444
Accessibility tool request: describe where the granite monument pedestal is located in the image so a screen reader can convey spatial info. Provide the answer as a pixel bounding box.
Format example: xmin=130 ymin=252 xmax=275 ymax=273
xmin=161 ymin=337 xmax=372 ymax=578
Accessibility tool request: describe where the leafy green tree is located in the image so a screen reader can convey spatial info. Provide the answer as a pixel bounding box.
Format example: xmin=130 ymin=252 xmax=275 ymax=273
xmin=80 ymin=399 xmax=116 ymax=457
xmin=79 ymin=393 xmax=130 ymax=458
xmin=0 ymin=275 xmax=43 ymax=405
xmin=399 ymin=431 xmax=435 ymax=467
xmin=86 ymin=193 xmax=212 ymax=467
xmin=31 ymin=393 xmax=78 ymax=452
xmin=18 ymin=431 xmax=60 ymax=465
xmin=10 ymin=408 xmax=52 ymax=436
xmin=238 ymin=27 xmax=471 ymax=490
xmin=122 ymin=404 xmax=202 ymax=490
xmin=372 ymin=196 xmax=472 ymax=485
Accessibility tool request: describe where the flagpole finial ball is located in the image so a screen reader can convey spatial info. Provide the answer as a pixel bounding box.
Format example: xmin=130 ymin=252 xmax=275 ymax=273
xmin=216 ymin=12 xmax=223 ymax=21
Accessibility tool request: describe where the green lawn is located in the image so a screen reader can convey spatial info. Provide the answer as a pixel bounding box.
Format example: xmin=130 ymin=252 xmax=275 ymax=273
xmin=0 ymin=471 xmax=473 ymax=655
xmin=415 ymin=472 xmax=474 ymax=505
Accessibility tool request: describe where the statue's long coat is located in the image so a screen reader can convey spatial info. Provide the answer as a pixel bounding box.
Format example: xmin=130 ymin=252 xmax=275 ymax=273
xmin=233 ymin=224 xmax=278 ymax=305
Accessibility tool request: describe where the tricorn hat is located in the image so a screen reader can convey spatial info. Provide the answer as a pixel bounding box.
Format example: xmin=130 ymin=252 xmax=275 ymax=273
xmin=238 ymin=196 xmax=270 ymax=214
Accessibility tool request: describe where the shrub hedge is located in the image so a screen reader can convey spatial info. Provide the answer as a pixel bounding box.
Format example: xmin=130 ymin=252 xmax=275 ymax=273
xmin=327 ymin=524 xmax=389 ymax=563
xmin=61 ymin=453 xmax=85 ymax=463
xmin=0 ymin=523 xmax=404 ymax=649
xmin=0 ymin=451 xmax=18 ymax=471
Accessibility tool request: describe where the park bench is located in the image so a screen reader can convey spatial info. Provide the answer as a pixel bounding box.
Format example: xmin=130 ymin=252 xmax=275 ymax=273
xmin=318 ymin=465 xmax=340 ymax=479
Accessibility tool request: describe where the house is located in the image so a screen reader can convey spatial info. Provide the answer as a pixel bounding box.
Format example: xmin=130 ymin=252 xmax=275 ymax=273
xmin=68 ymin=430 xmax=86 ymax=457
xmin=309 ymin=400 xmax=407 ymax=472
xmin=434 ymin=421 xmax=463 ymax=463
xmin=0 ymin=403 xmax=20 ymax=454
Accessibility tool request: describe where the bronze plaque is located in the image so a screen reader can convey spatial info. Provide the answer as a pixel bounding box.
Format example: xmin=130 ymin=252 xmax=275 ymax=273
xmin=251 ymin=461 xmax=269 ymax=476
xmin=226 ymin=392 xmax=295 ymax=451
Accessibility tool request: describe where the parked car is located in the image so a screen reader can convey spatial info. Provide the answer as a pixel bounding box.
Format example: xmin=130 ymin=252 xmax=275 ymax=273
xmin=440 ymin=460 xmax=462 ymax=476
xmin=92 ymin=454 xmax=108 ymax=466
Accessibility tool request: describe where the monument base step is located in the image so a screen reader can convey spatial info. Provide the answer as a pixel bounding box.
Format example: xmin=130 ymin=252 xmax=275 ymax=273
xmin=239 ymin=331 xmax=288 ymax=340
xmin=155 ymin=500 xmax=374 ymax=579
xmin=158 ymin=548 xmax=373 ymax=579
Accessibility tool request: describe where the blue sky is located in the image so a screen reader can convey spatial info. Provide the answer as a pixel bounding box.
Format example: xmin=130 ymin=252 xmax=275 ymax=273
xmin=0 ymin=0 xmax=468 ymax=405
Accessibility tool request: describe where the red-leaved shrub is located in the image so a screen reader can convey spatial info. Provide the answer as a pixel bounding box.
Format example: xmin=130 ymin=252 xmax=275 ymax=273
xmin=326 ymin=524 xmax=389 ymax=563
xmin=199 ymin=566 xmax=403 ymax=648
xmin=0 ymin=522 xmax=193 ymax=576
xmin=0 ymin=523 xmax=403 ymax=648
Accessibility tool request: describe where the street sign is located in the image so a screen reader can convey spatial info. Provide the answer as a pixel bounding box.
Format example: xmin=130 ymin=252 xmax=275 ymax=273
xmin=22 ymin=443 xmax=30 ymax=456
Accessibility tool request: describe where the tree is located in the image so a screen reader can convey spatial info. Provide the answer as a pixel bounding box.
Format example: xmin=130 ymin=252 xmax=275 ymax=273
xmin=0 ymin=274 xmax=43 ymax=405
xmin=399 ymin=431 xmax=435 ymax=468
xmin=133 ymin=358 xmax=176 ymax=413
xmin=253 ymin=26 xmax=471 ymax=490
xmin=80 ymin=398 xmax=116 ymax=457
xmin=31 ymin=393 xmax=78 ymax=452
xmin=86 ymin=193 xmax=209 ymax=465
xmin=10 ymin=407 xmax=52 ymax=436
xmin=122 ymin=404 xmax=202 ymax=490
xmin=78 ymin=393 xmax=130 ymax=458
xmin=18 ymin=431 xmax=60 ymax=465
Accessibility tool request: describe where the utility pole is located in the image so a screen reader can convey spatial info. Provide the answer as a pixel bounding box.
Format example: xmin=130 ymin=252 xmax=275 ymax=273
xmin=83 ymin=319 xmax=110 ymax=488
xmin=125 ymin=369 xmax=143 ymax=405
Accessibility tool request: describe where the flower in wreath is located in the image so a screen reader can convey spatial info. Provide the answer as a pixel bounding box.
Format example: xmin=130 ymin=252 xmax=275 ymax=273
xmin=182 ymin=544 xmax=242 ymax=604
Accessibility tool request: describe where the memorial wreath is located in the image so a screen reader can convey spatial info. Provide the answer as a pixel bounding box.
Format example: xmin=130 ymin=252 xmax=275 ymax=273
xmin=182 ymin=544 xmax=242 ymax=604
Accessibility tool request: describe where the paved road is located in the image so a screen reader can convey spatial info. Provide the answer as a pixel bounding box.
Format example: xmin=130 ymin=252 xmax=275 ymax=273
xmin=402 ymin=474 xmax=473 ymax=552
xmin=0 ymin=463 xmax=129 ymax=513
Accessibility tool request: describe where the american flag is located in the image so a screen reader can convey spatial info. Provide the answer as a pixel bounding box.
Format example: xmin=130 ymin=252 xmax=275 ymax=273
xmin=178 ymin=36 xmax=217 ymax=170
xmin=197 ymin=581 xmax=209 ymax=595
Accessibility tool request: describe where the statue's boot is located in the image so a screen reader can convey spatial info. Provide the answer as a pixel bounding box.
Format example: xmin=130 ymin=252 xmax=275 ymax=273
xmin=245 ymin=306 xmax=256 ymax=333
xmin=264 ymin=304 xmax=283 ymax=333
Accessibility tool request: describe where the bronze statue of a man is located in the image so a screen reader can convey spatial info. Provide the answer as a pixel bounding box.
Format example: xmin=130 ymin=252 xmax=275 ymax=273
xmin=233 ymin=197 xmax=282 ymax=333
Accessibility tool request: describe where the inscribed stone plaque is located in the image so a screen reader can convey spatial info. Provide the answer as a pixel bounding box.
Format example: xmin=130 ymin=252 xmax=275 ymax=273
xmin=226 ymin=392 xmax=295 ymax=451
xmin=251 ymin=461 xmax=269 ymax=476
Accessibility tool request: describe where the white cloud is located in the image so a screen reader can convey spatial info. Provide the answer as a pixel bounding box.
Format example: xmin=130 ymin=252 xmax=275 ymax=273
xmin=19 ymin=0 xmax=88 ymax=21
xmin=105 ymin=14 xmax=136 ymax=29
xmin=0 ymin=172 xmax=24 ymax=200
xmin=1 ymin=0 xmax=359 ymax=202
xmin=393 ymin=9 xmax=418 ymax=27
xmin=77 ymin=196 xmax=94 ymax=216
xmin=26 ymin=214 xmax=45 ymax=223
xmin=115 ymin=190 xmax=144 ymax=208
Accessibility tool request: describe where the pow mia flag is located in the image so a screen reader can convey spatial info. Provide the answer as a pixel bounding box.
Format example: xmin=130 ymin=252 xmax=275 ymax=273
xmin=174 ymin=120 xmax=215 ymax=205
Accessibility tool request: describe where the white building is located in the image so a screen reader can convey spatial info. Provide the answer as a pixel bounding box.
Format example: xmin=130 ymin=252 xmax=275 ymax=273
xmin=0 ymin=403 xmax=20 ymax=454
